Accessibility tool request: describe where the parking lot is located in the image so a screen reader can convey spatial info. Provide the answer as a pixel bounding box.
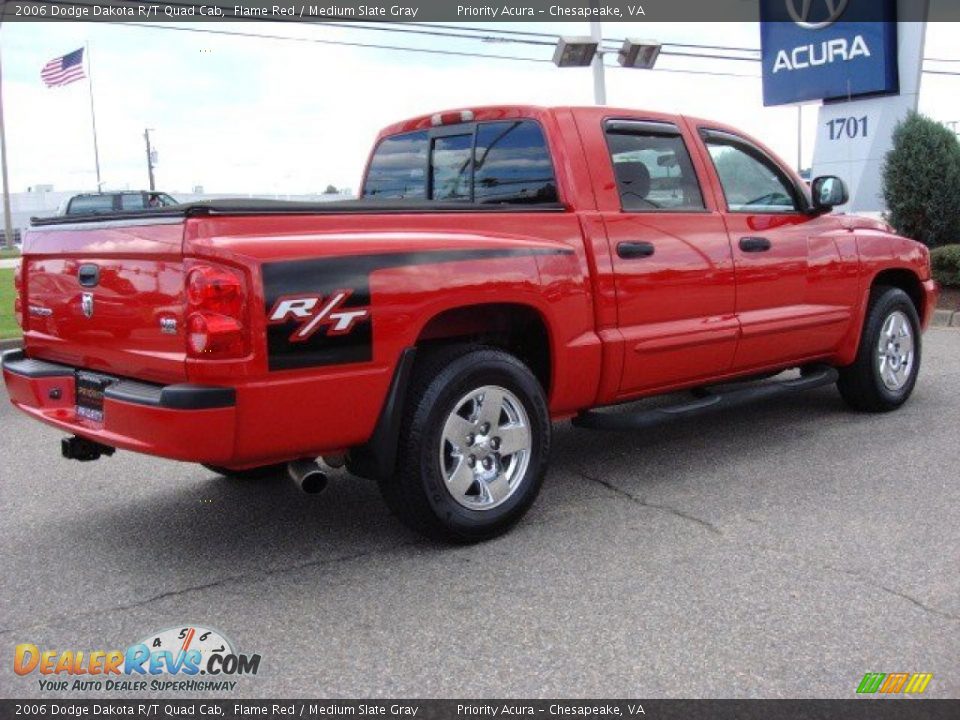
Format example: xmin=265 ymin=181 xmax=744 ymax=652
xmin=1 ymin=329 xmax=958 ymax=699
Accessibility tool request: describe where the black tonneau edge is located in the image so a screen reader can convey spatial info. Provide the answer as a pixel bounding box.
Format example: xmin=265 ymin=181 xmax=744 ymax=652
xmin=30 ymin=198 xmax=567 ymax=227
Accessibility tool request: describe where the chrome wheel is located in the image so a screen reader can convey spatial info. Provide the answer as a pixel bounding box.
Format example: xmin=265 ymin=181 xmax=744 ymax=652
xmin=876 ymin=310 xmax=915 ymax=391
xmin=439 ymin=385 xmax=532 ymax=511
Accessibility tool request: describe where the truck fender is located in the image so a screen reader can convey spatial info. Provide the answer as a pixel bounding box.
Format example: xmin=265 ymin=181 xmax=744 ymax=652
xmin=346 ymin=347 xmax=417 ymax=481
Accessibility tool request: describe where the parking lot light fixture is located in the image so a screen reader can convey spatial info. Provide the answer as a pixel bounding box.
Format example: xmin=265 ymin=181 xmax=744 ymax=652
xmin=553 ymin=37 xmax=599 ymax=68
xmin=618 ymin=39 xmax=662 ymax=69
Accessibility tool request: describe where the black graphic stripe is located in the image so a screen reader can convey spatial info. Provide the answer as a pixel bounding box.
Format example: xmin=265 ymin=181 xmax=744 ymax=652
xmin=261 ymin=247 xmax=573 ymax=371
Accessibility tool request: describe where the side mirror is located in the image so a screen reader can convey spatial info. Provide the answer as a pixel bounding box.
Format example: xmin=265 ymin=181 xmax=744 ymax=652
xmin=811 ymin=175 xmax=849 ymax=212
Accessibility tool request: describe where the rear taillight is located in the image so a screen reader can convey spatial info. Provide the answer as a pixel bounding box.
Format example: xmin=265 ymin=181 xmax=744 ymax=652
xmin=185 ymin=264 xmax=247 ymax=358
xmin=13 ymin=261 xmax=23 ymax=329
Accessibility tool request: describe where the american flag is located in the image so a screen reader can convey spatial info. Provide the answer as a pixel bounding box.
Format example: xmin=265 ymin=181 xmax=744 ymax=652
xmin=41 ymin=48 xmax=86 ymax=88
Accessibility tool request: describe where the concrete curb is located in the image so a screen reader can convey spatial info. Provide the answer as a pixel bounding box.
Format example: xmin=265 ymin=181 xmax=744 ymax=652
xmin=932 ymin=309 xmax=960 ymax=328
xmin=0 ymin=338 xmax=23 ymax=352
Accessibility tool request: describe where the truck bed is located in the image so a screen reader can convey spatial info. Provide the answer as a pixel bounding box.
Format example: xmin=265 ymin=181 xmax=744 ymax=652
xmin=31 ymin=198 xmax=567 ymax=227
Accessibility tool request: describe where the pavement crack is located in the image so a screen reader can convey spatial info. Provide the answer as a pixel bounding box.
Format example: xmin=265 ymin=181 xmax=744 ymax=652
xmin=575 ymin=470 xmax=958 ymax=624
xmin=748 ymin=541 xmax=960 ymax=624
xmin=576 ymin=469 xmax=723 ymax=536
xmin=0 ymin=542 xmax=419 ymax=638
xmin=867 ymin=581 xmax=960 ymax=622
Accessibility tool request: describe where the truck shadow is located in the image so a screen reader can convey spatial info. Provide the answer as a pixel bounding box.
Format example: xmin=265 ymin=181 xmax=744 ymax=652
xmin=32 ymin=382 xmax=897 ymax=623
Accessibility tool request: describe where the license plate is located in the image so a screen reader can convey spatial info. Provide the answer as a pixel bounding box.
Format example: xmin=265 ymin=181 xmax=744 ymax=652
xmin=76 ymin=371 xmax=115 ymax=423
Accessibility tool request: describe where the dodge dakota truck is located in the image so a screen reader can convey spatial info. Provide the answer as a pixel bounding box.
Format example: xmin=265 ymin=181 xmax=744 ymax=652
xmin=3 ymin=105 xmax=938 ymax=542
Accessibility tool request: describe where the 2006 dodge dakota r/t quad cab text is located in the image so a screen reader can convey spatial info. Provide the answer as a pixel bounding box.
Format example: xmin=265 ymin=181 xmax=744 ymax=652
xmin=3 ymin=106 xmax=938 ymax=541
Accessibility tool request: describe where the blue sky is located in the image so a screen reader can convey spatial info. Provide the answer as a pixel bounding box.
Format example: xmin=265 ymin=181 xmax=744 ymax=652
xmin=1 ymin=20 xmax=958 ymax=194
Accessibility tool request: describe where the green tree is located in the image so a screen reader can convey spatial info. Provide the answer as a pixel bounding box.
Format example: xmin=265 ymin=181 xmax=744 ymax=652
xmin=882 ymin=112 xmax=960 ymax=248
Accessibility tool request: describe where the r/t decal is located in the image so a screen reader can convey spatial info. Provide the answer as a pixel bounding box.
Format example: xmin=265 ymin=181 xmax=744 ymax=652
xmin=267 ymin=290 xmax=370 ymax=342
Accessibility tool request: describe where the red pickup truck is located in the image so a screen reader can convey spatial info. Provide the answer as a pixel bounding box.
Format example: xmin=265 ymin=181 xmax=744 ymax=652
xmin=3 ymin=105 xmax=937 ymax=542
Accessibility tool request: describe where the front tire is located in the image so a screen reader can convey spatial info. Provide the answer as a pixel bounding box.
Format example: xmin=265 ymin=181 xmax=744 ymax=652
xmin=837 ymin=286 xmax=921 ymax=412
xmin=381 ymin=345 xmax=551 ymax=543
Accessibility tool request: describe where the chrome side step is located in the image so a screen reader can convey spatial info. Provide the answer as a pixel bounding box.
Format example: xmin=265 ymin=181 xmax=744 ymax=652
xmin=572 ymin=365 xmax=839 ymax=432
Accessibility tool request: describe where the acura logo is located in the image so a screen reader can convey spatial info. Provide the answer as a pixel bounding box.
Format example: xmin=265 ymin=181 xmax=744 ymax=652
xmin=81 ymin=292 xmax=94 ymax=319
xmin=787 ymin=0 xmax=849 ymax=29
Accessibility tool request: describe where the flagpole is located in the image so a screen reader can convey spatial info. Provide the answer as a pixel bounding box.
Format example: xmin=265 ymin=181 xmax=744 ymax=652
xmin=85 ymin=42 xmax=102 ymax=190
xmin=0 ymin=16 xmax=16 ymax=249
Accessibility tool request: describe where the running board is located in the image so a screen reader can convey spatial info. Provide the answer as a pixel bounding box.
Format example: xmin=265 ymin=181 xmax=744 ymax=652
xmin=572 ymin=365 xmax=839 ymax=432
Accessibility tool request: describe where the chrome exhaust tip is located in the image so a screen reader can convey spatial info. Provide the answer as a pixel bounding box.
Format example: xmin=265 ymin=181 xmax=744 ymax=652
xmin=287 ymin=458 xmax=328 ymax=494
xmin=322 ymin=454 xmax=346 ymax=469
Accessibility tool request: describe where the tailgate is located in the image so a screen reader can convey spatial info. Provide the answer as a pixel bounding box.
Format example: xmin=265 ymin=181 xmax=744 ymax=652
xmin=22 ymin=218 xmax=188 ymax=384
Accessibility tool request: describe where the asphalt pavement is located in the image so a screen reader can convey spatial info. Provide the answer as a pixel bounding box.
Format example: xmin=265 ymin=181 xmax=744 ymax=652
xmin=1 ymin=330 xmax=958 ymax=699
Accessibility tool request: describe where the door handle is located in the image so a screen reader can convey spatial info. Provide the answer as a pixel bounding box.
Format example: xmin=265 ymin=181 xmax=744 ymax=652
xmin=739 ymin=236 xmax=772 ymax=253
xmin=617 ymin=241 xmax=655 ymax=259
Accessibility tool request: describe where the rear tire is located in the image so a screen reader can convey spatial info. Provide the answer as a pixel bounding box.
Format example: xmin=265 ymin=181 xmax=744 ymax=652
xmin=837 ymin=286 xmax=921 ymax=412
xmin=203 ymin=463 xmax=286 ymax=481
xmin=380 ymin=345 xmax=551 ymax=543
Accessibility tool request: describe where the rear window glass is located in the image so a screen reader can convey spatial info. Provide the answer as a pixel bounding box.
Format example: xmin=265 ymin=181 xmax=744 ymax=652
xmin=474 ymin=121 xmax=557 ymax=204
xmin=67 ymin=195 xmax=115 ymax=214
xmin=364 ymin=131 xmax=428 ymax=199
xmin=120 ymin=194 xmax=146 ymax=210
xmin=363 ymin=120 xmax=557 ymax=205
xmin=431 ymin=134 xmax=473 ymax=201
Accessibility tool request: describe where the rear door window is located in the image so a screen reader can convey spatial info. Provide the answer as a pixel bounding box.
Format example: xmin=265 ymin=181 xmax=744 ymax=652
xmin=120 ymin=193 xmax=146 ymax=210
xmin=364 ymin=131 xmax=429 ymax=199
xmin=605 ymin=123 xmax=705 ymax=212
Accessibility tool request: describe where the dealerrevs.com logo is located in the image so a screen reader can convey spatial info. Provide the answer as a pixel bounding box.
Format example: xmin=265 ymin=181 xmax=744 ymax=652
xmin=14 ymin=625 xmax=262 ymax=693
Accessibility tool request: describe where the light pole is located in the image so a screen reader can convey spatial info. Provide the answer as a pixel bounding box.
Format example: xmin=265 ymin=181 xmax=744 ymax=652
xmin=143 ymin=128 xmax=156 ymax=191
xmin=798 ymin=106 xmax=803 ymax=173
xmin=590 ymin=21 xmax=606 ymax=106
xmin=0 ymin=17 xmax=15 ymax=249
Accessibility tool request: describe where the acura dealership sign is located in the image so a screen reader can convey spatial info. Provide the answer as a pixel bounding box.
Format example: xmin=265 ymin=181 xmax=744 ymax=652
xmin=786 ymin=0 xmax=849 ymax=29
xmin=759 ymin=0 xmax=928 ymax=213
xmin=760 ymin=0 xmax=898 ymax=106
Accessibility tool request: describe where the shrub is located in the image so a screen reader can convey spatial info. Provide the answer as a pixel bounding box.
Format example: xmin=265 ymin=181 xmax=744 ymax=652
xmin=931 ymin=244 xmax=960 ymax=288
xmin=882 ymin=112 xmax=960 ymax=248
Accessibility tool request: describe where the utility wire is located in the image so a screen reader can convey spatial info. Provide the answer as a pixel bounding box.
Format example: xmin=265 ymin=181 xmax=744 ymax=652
xmin=310 ymin=23 xmax=959 ymax=68
xmin=48 ymin=0 xmax=959 ymax=66
xmin=656 ymin=50 xmax=759 ymax=62
xmin=84 ymin=10 xmax=960 ymax=77
xmin=116 ymin=21 xmax=557 ymax=63
xmin=382 ymin=21 xmax=764 ymax=53
xmin=108 ymin=22 xmax=763 ymax=79
xmin=291 ymin=20 xmax=558 ymax=46
xmin=23 ymin=0 xmax=960 ymax=66
xmin=180 ymin=18 xmax=960 ymax=69
xmin=317 ymin=20 xmax=763 ymax=56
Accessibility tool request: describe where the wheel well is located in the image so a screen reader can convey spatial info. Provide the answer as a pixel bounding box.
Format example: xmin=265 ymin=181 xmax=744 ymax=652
xmin=872 ymin=269 xmax=925 ymax=319
xmin=415 ymin=303 xmax=551 ymax=392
